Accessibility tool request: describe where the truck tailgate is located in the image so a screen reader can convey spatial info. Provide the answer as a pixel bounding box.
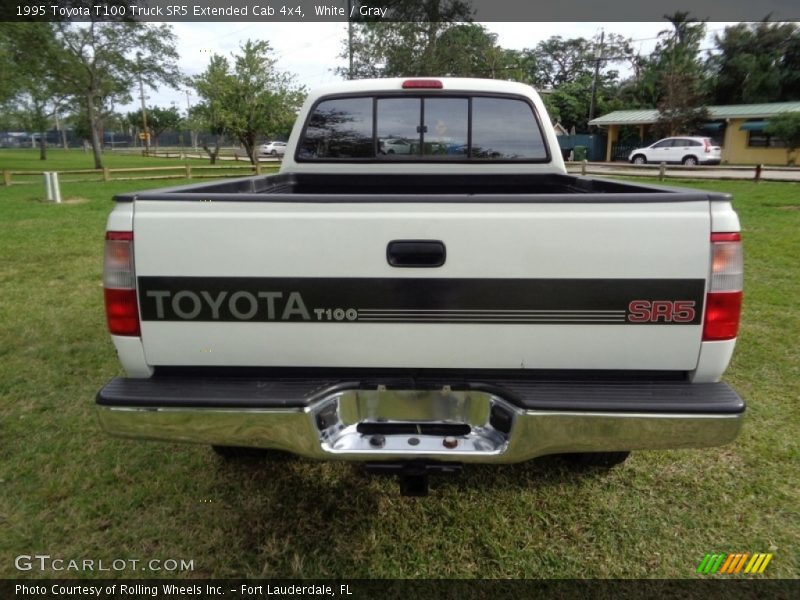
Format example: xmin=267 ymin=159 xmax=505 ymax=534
xmin=132 ymin=199 xmax=710 ymax=371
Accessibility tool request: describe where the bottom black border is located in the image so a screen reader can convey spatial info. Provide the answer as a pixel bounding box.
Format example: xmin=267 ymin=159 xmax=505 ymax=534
xmin=2 ymin=579 xmax=798 ymax=600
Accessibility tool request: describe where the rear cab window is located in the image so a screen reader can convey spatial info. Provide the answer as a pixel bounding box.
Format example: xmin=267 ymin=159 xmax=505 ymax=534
xmin=297 ymin=93 xmax=549 ymax=162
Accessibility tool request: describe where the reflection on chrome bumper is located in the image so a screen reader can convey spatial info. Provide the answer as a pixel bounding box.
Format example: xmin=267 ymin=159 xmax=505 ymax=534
xmin=96 ymin=388 xmax=743 ymax=463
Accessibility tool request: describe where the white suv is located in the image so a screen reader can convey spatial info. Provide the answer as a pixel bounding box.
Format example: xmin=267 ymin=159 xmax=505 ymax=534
xmin=259 ymin=141 xmax=287 ymax=156
xmin=629 ymin=137 xmax=721 ymax=166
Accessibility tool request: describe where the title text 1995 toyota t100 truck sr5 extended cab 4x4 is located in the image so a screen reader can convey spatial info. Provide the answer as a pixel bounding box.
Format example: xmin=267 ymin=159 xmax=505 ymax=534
xmin=97 ymin=78 xmax=744 ymax=494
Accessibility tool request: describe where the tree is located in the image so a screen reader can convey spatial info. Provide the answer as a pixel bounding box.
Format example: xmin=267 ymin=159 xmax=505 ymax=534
xmin=651 ymin=13 xmax=710 ymax=137
xmin=192 ymin=40 xmax=304 ymax=165
xmin=513 ymin=34 xmax=633 ymax=132
xmin=12 ymin=92 xmax=51 ymax=160
xmin=0 ymin=23 xmax=55 ymax=159
xmin=144 ymin=105 xmax=183 ymax=148
xmin=39 ymin=19 xmax=181 ymax=168
xmin=706 ymin=22 xmax=800 ymax=105
xmin=190 ymin=56 xmax=229 ymax=164
xmin=765 ymin=112 xmax=800 ymax=165
xmin=0 ymin=24 xmax=21 ymax=104
xmin=337 ymin=0 xmax=477 ymax=78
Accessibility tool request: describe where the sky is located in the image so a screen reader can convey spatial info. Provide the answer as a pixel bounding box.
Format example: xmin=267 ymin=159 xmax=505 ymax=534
xmin=129 ymin=21 xmax=739 ymax=113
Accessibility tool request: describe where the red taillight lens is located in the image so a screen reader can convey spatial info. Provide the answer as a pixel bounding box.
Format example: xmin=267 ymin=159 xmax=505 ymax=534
xmin=703 ymin=292 xmax=743 ymax=341
xmin=402 ymin=79 xmax=443 ymax=89
xmin=104 ymin=231 xmax=139 ymax=336
xmin=104 ymin=288 xmax=140 ymax=336
xmin=703 ymin=232 xmax=743 ymax=341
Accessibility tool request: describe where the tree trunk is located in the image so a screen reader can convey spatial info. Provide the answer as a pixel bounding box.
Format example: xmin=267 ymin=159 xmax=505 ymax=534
xmin=39 ymin=131 xmax=47 ymax=160
xmin=242 ymin=135 xmax=257 ymax=165
xmin=86 ymin=94 xmax=104 ymax=169
xmin=202 ymin=140 xmax=220 ymax=165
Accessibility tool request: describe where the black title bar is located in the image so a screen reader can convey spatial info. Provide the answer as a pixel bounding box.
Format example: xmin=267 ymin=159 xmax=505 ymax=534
xmin=2 ymin=0 xmax=798 ymax=23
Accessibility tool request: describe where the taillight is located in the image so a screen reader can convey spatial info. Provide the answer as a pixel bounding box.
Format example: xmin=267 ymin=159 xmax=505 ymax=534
xmin=402 ymin=79 xmax=443 ymax=89
xmin=703 ymin=232 xmax=743 ymax=341
xmin=103 ymin=231 xmax=140 ymax=336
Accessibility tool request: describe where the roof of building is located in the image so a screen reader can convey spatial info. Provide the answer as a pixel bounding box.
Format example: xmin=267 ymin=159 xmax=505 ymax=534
xmin=589 ymin=101 xmax=800 ymax=126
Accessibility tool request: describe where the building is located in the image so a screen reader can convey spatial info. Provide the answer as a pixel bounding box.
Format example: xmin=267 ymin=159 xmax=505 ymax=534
xmin=589 ymin=102 xmax=800 ymax=165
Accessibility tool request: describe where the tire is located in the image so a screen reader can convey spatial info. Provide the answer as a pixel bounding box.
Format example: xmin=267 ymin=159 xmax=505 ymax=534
xmin=270 ymin=150 xmax=277 ymax=156
xmin=631 ymin=155 xmax=647 ymax=165
xmin=682 ymin=156 xmax=698 ymax=166
xmin=562 ymin=451 xmax=630 ymax=468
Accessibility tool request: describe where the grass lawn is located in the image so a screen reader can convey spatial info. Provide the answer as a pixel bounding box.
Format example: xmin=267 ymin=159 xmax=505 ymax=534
xmin=0 ymin=148 xmax=217 ymax=171
xmin=0 ymin=148 xmax=267 ymax=186
xmin=0 ymin=174 xmax=797 ymax=580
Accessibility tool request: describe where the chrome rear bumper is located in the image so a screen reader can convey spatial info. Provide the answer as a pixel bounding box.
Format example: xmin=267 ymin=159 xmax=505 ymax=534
xmin=96 ymin=379 xmax=744 ymax=463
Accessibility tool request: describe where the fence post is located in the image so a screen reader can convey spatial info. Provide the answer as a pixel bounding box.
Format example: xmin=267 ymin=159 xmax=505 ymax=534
xmin=581 ymin=160 xmax=587 ymax=176
xmin=255 ymin=161 xmax=262 ymax=175
xmin=659 ymin=162 xmax=666 ymax=181
xmin=51 ymin=172 xmax=62 ymax=203
xmin=185 ymin=164 xmax=192 ymax=179
xmin=755 ymin=164 xmax=762 ymax=182
xmin=3 ymin=170 xmax=11 ymax=186
xmin=103 ymin=167 xmax=110 ymax=182
xmin=44 ymin=172 xmax=54 ymax=200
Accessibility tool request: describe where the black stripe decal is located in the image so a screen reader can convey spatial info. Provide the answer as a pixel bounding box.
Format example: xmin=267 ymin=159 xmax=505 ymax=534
xmin=137 ymin=277 xmax=704 ymax=325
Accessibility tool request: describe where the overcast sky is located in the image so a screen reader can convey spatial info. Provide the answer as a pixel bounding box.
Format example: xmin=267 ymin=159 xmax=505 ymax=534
xmin=130 ymin=21 xmax=739 ymax=113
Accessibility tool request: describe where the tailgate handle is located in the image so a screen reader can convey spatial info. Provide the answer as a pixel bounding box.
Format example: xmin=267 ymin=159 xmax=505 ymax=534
xmin=387 ymin=240 xmax=446 ymax=268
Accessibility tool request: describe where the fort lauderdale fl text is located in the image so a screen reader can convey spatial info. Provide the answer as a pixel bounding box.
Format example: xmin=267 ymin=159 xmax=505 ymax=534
xmin=16 ymin=583 xmax=355 ymax=597
xmin=33 ymin=3 xmax=390 ymax=18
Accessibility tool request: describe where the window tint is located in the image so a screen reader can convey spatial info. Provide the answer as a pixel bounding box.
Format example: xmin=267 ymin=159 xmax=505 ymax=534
xmin=423 ymin=98 xmax=468 ymax=156
xmin=299 ymin=94 xmax=546 ymax=161
xmin=299 ymin=97 xmax=373 ymax=159
xmin=471 ymin=98 xmax=545 ymax=159
xmin=652 ymin=140 xmax=673 ymax=149
xmin=377 ymin=98 xmax=419 ymax=156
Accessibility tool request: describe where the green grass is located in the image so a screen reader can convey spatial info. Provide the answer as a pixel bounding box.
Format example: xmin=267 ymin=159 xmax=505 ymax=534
xmin=0 ymin=147 xmax=216 ymax=171
xmin=0 ymin=148 xmax=267 ymax=187
xmin=0 ymin=175 xmax=797 ymax=579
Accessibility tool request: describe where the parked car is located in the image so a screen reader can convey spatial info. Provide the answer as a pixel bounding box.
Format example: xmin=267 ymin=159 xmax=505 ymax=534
xmin=379 ymin=137 xmax=414 ymax=154
xmin=259 ymin=141 xmax=287 ymax=156
xmin=628 ymin=137 xmax=721 ymax=166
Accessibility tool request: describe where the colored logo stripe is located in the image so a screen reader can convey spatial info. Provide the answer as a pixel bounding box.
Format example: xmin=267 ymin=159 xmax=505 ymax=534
xmin=698 ymin=553 xmax=773 ymax=574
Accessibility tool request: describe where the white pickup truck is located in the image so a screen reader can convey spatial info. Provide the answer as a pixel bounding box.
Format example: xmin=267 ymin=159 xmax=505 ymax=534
xmin=97 ymin=78 xmax=744 ymax=493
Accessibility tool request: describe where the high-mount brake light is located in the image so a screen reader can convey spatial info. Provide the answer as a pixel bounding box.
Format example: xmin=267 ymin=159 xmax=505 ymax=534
xmin=103 ymin=231 xmax=140 ymax=336
xmin=703 ymin=232 xmax=743 ymax=341
xmin=402 ymin=79 xmax=443 ymax=89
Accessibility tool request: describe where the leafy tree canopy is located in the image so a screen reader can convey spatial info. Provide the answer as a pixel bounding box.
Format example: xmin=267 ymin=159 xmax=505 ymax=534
xmin=192 ymin=40 xmax=305 ymax=164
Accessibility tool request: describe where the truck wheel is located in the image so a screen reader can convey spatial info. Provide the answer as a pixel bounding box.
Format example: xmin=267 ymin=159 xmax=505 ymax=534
xmin=211 ymin=445 xmax=292 ymax=460
xmin=562 ymin=451 xmax=630 ymax=468
xmin=631 ymin=155 xmax=646 ymax=165
xmin=682 ymin=156 xmax=698 ymax=166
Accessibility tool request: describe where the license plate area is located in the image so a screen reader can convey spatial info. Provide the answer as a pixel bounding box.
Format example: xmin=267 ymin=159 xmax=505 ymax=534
xmin=308 ymin=389 xmax=520 ymax=457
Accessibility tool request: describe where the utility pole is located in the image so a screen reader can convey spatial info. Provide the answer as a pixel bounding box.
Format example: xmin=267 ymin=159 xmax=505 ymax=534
xmin=347 ymin=0 xmax=354 ymax=79
xmin=185 ymin=90 xmax=197 ymax=150
xmin=588 ymin=29 xmax=604 ymax=129
xmin=137 ymin=53 xmax=150 ymax=155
